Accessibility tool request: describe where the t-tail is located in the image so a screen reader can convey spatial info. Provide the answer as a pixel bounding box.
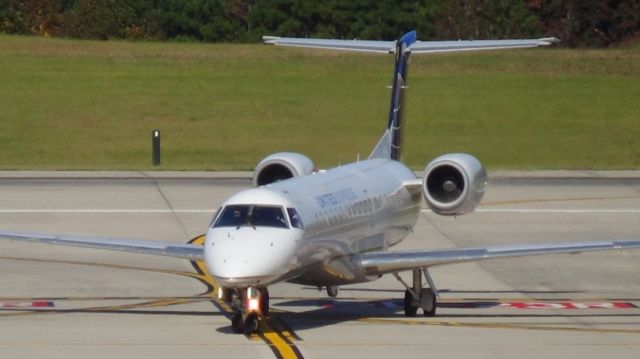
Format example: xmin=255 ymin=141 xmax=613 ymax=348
xmin=263 ymin=32 xmax=559 ymax=162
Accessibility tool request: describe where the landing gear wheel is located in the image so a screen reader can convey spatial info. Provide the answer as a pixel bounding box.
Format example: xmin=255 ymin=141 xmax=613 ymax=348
xmin=244 ymin=312 xmax=260 ymax=335
xmin=421 ymin=288 xmax=437 ymax=317
xmin=231 ymin=310 xmax=245 ymax=334
xmin=260 ymin=288 xmax=270 ymax=317
xmin=327 ymin=285 xmax=339 ymax=298
xmin=403 ymin=289 xmax=418 ymax=317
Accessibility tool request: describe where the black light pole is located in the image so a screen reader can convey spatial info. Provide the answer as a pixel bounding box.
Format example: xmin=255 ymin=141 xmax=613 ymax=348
xmin=152 ymin=129 xmax=161 ymax=166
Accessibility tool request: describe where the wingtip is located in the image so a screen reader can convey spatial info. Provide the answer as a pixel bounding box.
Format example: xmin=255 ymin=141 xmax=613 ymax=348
xmin=262 ymin=35 xmax=280 ymax=44
xmin=539 ymin=37 xmax=561 ymax=45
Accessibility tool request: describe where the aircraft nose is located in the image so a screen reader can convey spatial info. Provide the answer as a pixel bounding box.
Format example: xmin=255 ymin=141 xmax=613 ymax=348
xmin=204 ymin=228 xmax=298 ymax=287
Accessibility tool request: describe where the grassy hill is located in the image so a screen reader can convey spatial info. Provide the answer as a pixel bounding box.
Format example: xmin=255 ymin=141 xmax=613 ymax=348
xmin=0 ymin=35 xmax=638 ymax=170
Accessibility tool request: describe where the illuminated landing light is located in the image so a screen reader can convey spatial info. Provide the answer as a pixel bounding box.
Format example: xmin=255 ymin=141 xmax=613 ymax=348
xmin=248 ymin=298 xmax=260 ymax=312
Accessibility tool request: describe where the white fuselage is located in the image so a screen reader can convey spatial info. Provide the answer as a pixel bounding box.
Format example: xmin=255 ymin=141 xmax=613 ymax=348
xmin=204 ymin=159 xmax=422 ymax=288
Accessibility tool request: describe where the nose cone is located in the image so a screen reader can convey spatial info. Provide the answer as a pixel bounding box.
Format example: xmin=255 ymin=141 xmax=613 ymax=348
xmin=204 ymin=227 xmax=299 ymax=287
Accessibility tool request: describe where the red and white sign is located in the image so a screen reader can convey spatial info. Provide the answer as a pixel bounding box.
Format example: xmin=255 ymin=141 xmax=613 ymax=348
xmin=0 ymin=301 xmax=53 ymax=308
xmin=498 ymin=301 xmax=636 ymax=309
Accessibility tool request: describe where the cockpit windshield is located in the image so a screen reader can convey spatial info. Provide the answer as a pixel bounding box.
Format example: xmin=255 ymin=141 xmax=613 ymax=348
xmin=213 ymin=205 xmax=289 ymax=229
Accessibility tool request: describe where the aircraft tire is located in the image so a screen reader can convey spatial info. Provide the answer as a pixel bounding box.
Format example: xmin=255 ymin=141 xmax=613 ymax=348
xmin=231 ymin=311 xmax=245 ymax=334
xmin=327 ymin=285 xmax=339 ymax=298
xmin=421 ymin=288 xmax=437 ymax=317
xmin=403 ymin=289 xmax=418 ymax=317
xmin=244 ymin=312 xmax=260 ymax=335
xmin=260 ymin=288 xmax=270 ymax=316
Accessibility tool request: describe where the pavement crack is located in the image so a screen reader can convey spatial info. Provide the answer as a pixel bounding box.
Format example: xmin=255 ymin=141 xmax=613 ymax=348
xmin=152 ymin=180 xmax=191 ymax=240
xmin=423 ymin=213 xmax=454 ymax=243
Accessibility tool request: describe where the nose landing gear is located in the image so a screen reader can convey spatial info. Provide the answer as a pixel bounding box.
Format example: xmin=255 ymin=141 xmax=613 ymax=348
xmin=221 ymin=287 xmax=270 ymax=334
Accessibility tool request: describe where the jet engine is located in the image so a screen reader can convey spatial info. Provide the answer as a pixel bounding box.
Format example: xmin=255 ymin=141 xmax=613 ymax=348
xmin=421 ymin=153 xmax=486 ymax=216
xmin=253 ymin=152 xmax=315 ymax=186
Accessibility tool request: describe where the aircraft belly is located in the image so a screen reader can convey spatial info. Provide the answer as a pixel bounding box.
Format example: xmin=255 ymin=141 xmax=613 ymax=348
xmin=287 ymin=254 xmax=378 ymax=286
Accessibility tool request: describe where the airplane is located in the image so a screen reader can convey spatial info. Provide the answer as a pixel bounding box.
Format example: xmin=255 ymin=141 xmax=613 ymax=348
xmin=2 ymin=31 xmax=640 ymax=335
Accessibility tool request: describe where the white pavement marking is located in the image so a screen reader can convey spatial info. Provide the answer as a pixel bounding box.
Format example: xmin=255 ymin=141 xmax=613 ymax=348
xmin=0 ymin=208 xmax=638 ymax=214
xmin=423 ymin=208 xmax=640 ymax=214
xmin=0 ymin=209 xmax=216 ymax=213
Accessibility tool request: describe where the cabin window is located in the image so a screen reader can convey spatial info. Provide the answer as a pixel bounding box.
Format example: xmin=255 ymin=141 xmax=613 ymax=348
xmin=213 ymin=205 xmax=289 ymax=229
xmin=287 ymin=208 xmax=304 ymax=229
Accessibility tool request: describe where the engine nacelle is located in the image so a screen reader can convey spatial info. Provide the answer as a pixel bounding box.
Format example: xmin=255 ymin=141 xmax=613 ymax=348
xmin=422 ymin=153 xmax=486 ymax=216
xmin=253 ymin=152 xmax=315 ymax=186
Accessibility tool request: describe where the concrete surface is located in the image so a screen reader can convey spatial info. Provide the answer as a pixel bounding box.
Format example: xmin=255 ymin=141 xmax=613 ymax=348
xmin=0 ymin=173 xmax=639 ymax=358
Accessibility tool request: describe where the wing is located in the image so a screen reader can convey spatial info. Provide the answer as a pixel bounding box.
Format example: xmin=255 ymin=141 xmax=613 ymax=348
xmin=0 ymin=230 xmax=204 ymax=261
xmin=359 ymin=239 xmax=640 ymax=275
xmin=263 ymin=35 xmax=558 ymax=54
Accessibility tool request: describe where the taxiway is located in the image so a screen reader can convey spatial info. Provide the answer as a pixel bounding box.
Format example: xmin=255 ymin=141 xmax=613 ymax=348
xmin=1 ymin=172 xmax=639 ymax=359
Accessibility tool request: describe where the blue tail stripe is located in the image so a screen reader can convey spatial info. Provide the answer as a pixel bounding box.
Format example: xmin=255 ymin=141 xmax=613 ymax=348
xmin=399 ymin=31 xmax=417 ymax=47
xmin=369 ymin=30 xmax=416 ymax=161
xmin=385 ymin=31 xmax=415 ymax=160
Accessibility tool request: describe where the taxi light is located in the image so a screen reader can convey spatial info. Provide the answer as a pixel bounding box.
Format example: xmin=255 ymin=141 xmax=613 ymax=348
xmin=248 ymin=298 xmax=260 ymax=312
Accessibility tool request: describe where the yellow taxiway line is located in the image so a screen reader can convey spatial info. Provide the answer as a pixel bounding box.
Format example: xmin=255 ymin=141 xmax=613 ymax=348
xmin=357 ymin=317 xmax=640 ymax=334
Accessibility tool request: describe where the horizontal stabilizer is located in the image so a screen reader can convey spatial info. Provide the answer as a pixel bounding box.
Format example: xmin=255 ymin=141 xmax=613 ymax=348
xmin=263 ymin=36 xmax=396 ymax=53
xmin=263 ymin=36 xmax=559 ymax=54
xmin=408 ymin=37 xmax=559 ymax=53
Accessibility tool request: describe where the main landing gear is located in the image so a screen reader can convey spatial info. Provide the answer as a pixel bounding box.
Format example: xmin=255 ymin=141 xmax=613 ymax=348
xmin=219 ymin=287 xmax=269 ymax=334
xmin=393 ymin=268 xmax=438 ymax=317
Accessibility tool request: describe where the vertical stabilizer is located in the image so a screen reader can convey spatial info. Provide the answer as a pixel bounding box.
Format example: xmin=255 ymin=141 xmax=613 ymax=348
xmin=369 ymin=31 xmax=416 ymax=161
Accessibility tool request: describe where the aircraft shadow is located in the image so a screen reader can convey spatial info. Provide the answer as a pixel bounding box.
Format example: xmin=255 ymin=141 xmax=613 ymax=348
xmin=270 ymin=291 xmax=640 ymax=332
xmin=302 ymin=286 xmax=587 ymax=295
xmin=0 ymin=307 xmax=224 ymax=317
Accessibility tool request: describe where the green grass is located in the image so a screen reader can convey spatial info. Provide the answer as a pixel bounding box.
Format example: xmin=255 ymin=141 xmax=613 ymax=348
xmin=0 ymin=35 xmax=639 ymax=170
